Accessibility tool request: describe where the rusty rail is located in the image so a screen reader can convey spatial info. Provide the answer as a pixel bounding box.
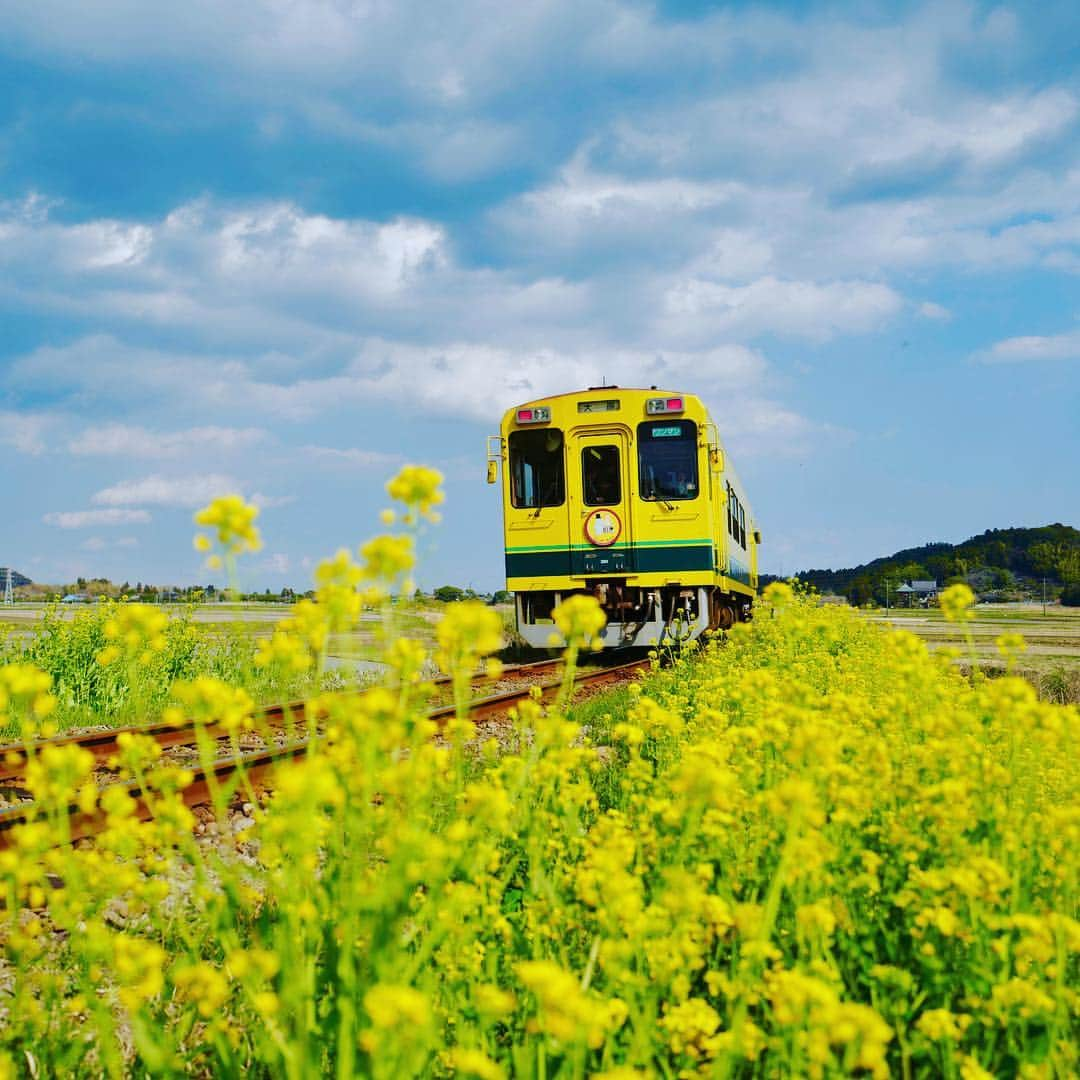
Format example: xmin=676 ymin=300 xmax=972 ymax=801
xmin=0 ymin=658 xmax=566 ymax=785
xmin=0 ymin=657 xmax=649 ymax=849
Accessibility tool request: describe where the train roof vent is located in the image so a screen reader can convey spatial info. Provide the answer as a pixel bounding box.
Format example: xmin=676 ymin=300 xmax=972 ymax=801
xmin=586 ymin=384 xmax=619 ymax=390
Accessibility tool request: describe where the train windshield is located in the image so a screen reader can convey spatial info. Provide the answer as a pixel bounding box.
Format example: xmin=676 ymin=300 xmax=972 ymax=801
xmin=638 ymin=420 xmax=699 ymax=501
xmin=509 ymin=428 xmax=566 ymax=509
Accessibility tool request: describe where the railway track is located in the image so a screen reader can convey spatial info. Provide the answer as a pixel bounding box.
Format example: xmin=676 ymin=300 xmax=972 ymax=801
xmin=0 ymin=656 xmax=649 ymax=850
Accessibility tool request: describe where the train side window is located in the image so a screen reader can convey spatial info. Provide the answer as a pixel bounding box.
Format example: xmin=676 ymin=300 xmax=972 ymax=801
xmin=509 ymin=429 xmax=565 ymax=509
xmin=638 ymin=421 xmax=698 ymax=501
xmin=582 ymin=445 xmax=621 ymax=506
xmin=739 ymin=505 xmax=746 ymax=548
xmin=728 ymin=487 xmax=736 ymax=536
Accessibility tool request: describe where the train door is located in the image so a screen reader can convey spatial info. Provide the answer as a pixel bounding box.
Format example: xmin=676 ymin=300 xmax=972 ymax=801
xmin=572 ymin=432 xmax=634 ymax=576
xmin=506 ymin=427 xmax=571 ymax=578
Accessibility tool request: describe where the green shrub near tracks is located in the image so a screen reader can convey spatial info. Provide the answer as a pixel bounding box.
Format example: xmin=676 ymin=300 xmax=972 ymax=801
xmin=0 ymin=603 xmax=310 ymax=736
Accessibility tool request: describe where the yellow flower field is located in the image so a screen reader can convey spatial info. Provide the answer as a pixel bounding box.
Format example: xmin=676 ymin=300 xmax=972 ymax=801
xmin=0 ymin=471 xmax=1077 ymax=1078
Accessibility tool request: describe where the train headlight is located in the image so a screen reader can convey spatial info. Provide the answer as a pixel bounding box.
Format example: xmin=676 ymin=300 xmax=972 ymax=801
xmin=646 ymin=397 xmax=684 ymax=414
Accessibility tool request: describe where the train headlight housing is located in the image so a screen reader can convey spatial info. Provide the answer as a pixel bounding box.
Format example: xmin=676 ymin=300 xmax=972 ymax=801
xmin=646 ymin=397 xmax=684 ymax=414
xmin=516 ymin=407 xmax=551 ymax=424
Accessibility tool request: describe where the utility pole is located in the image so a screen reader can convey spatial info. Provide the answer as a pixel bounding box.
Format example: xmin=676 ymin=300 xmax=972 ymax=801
xmin=1043 ymin=577 xmax=1047 ymax=617
xmin=884 ymin=577 xmax=890 ymax=614
xmin=2 ymin=568 xmax=13 ymax=606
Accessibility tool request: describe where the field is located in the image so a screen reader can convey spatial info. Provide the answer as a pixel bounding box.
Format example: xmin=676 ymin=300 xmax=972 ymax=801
xmin=0 ymin=601 xmax=449 ymax=673
xmin=870 ymin=603 xmax=1080 ymax=702
xmin=0 ymin=477 xmax=1076 ymax=1077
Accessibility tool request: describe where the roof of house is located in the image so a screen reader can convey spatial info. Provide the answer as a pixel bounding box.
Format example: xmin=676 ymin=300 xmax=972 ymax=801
xmin=911 ymin=580 xmax=938 ymax=592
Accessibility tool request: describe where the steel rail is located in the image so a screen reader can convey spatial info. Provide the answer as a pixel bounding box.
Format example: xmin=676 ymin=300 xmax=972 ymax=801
xmin=0 ymin=658 xmax=649 ymax=849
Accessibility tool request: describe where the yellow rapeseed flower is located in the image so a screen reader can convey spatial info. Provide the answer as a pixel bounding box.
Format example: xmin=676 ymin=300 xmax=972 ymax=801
xmin=386 ymin=464 xmax=445 ymax=522
xmin=436 ymin=601 xmax=503 ymax=673
xmin=364 ymin=983 xmax=431 ymax=1029
xmin=193 ymin=494 xmax=262 ymax=558
xmin=0 ymin=662 xmax=57 ymax=736
xmin=172 ymin=676 xmax=255 ymax=732
xmin=995 ymin=631 xmax=1027 ymax=657
xmin=97 ymin=603 xmax=169 ymax=667
xmin=940 ymin=583 xmax=976 ymax=623
xmin=173 ymin=962 xmax=230 ymax=1019
xmin=553 ymin=594 xmax=607 ymax=649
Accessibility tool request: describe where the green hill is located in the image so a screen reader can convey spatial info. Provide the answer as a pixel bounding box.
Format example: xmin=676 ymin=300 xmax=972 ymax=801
xmin=787 ymin=524 xmax=1080 ymax=605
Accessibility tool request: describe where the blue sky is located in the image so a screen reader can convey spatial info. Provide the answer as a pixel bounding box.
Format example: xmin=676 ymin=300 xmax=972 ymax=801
xmin=1 ymin=0 xmax=1078 ymax=591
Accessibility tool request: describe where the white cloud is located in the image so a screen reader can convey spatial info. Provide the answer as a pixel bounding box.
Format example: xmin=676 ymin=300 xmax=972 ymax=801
xmin=68 ymin=423 xmax=267 ymax=458
xmin=4 ymin=333 xmax=824 ymax=456
xmin=71 ymin=221 xmax=153 ymax=270
xmin=493 ymin=149 xmax=741 ymax=256
xmin=81 ymin=535 xmax=140 ymax=551
xmin=250 ymin=492 xmax=296 ymax=509
xmin=0 ymin=410 xmax=52 ymax=455
xmin=91 ymin=474 xmax=238 ymax=508
xmin=0 ymin=199 xmax=587 ymax=355
xmin=918 ymin=301 xmax=951 ymax=320
xmin=340 ymin=340 xmax=769 ymax=423
xmin=661 ymin=277 xmax=902 ymax=344
xmin=300 ymin=446 xmax=402 ymax=469
xmin=982 ymin=330 xmax=1080 ymax=363
xmin=44 ymin=508 xmax=152 ymax=528
xmin=259 ymin=553 xmax=290 ymax=575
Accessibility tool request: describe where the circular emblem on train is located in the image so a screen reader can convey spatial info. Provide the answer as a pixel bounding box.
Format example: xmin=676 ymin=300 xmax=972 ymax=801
xmin=584 ymin=508 xmax=622 ymax=547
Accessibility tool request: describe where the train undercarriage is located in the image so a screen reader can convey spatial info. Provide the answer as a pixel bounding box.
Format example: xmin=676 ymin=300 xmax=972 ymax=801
xmin=516 ymin=581 xmax=752 ymax=650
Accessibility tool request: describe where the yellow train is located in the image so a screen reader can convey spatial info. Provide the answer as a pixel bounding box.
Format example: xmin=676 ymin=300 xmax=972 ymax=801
xmin=487 ymin=386 xmax=760 ymax=648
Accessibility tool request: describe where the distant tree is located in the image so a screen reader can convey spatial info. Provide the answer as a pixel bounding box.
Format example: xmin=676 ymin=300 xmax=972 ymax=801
xmin=1061 ymin=583 xmax=1080 ymax=607
xmin=491 ymin=590 xmax=513 ymax=604
xmin=892 ymin=562 xmax=930 ymax=583
xmin=924 ymin=555 xmax=951 ymax=582
xmin=434 ymin=585 xmax=466 ymax=603
xmin=849 ymin=579 xmax=873 ymax=606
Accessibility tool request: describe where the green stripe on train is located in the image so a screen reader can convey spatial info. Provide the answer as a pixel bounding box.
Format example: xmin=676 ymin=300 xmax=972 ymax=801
xmin=506 ymin=537 xmax=712 ymax=553
xmin=506 ymin=544 xmax=716 ymax=578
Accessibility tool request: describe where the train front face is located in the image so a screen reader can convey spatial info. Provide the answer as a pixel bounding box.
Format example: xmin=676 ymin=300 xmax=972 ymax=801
xmin=496 ymin=388 xmax=718 ymax=649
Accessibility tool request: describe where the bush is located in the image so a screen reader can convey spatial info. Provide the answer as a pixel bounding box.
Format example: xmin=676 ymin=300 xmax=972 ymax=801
xmin=433 ymin=584 xmax=465 ymax=603
xmin=1061 ymin=582 xmax=1080 ymax=606
xmin=1 ymin=602 xmax=311 ymax=734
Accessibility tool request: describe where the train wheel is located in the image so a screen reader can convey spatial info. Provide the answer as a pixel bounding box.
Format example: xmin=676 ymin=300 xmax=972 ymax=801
xmin=713 ymin=602 xmax=736 ymax=631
